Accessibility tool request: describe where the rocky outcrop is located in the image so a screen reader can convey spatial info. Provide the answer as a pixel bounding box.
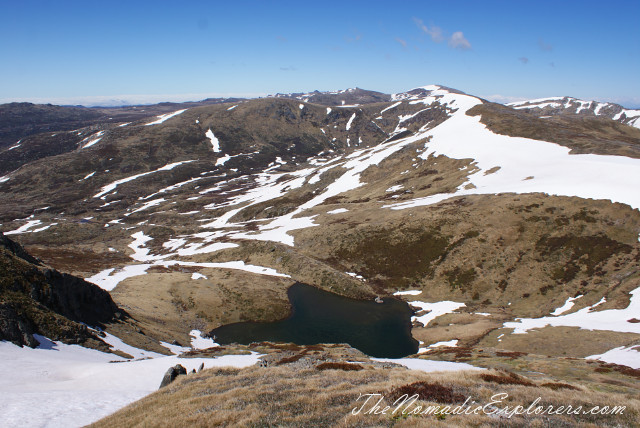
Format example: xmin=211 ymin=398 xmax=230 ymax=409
xmin=0 ymin=232 xmax=125 ymax=348
xmin=0 ymin=303 xmax=39 ymax=347
xmin=0 ymin=233 xmax=41 ymax=265
xmin=39 ymin=269 xmax=121 ymax=326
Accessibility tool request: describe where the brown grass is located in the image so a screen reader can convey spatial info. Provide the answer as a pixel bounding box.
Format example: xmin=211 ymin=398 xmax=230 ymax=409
xmin=387 ymin=381 xmax=466 ymax=404
xmin=541 ymin=382 xmax=580 ymax=391
xmin=276 ymin=353 xmax=305 ymax=365
xmin=316 ymin=362 xmax=364 ymax=371
xmin=479 ymin=370 xmax=535 ymax=387
xmin=90 ymin=360 xmax=640 ymax=428
xmin=496 ymin=350 xmax=528 ymax=359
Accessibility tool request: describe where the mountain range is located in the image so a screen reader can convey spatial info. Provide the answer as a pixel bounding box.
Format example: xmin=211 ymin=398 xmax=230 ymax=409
xmin=1 ymin=84 xmax=639 ymax=426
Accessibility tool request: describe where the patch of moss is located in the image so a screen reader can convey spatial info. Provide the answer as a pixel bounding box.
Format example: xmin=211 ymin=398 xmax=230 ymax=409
xmin=571 ymin=208 xmax=597 ymax=223
xmin=444 ymin=267 xmax=477 ymax=291
xmin=334 ymin=226 xmax=450 ymax=288
xmin=551 ymin=262 xmax=580 ymax=283
xmin=536 ymin=234 xmax=632 ymax=276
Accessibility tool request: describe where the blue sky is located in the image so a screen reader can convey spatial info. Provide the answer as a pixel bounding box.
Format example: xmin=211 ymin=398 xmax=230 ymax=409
xmin=1 ymin=0 xmax=639 ymax=107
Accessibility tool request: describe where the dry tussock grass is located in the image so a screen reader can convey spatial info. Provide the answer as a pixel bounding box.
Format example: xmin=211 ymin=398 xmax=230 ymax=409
xmin=91 ymin=363 xmax=640 ymax=428
xmin=316 ymin=362 xmax=364 ymax=371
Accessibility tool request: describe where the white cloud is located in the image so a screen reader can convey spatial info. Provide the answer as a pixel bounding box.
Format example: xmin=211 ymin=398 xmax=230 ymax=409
xmin=0 ymin=92 xmax=266 ymax=107
xmin=538 ymin=38 xmax=553 ymax=51
xmin=412 ymin=18 xmax=443 ymax=43
xmin=448 ymin=31 xmax=471 ymax=50
xmin=395 ymin=37 xmax=407 ymax=48
xmin=480 ymin=94 xmax=530 ymax=105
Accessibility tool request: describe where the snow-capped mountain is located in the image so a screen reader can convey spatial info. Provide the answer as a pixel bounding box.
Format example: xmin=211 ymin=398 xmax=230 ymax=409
xmin=272 ymin=87 xmax=391 ymax=106
xmin=508 ymin=96 xmax=640 ymax=128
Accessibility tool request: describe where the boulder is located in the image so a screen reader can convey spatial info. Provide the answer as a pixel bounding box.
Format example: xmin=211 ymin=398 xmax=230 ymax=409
xmin=159 ymin=364 xmax=187 ymax=388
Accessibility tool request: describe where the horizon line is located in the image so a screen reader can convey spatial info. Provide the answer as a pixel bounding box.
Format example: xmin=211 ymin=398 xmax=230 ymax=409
xmin=1 ymin=90 xmax=639 ymax=110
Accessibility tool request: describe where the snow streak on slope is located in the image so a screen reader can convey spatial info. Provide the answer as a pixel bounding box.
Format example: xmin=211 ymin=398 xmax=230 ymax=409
xmin=85 ymin=230 xmax=285 ymax=290
xmin=346 ymin=112 xmax=356 ymax=130
xmin=93 ymin=161 xmax=195 ymax=199
xmin=371 ymin=357 xmax=482 ymax=373
xmin=587 ymin=345 xmax=640 ymax=369
xmin=410 ymin=301 xmax=466 ymax=327
xmin=198 ymin=125 xmax=437 ymax=246
xmin=503 ymin=287 xmax=640 ymax=334
xmin=145 ymin=109 xmax=187 ymax=126
xmin=85 ymin=265 xmax=153 ymax=291
xmin=508 ymin=97 xmax=640 ymax=128
xmin=80 ymin=130 xmax=104 ymax=148
xmin=205 ymin=128 xmax=221 ymax=152
xmin=550 ymin=295 xmax=583 ymax=316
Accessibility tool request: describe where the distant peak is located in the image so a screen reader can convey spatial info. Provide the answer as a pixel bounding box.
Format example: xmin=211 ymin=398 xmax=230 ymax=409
xmin=391 ymin=84 xmax=467 ymax=101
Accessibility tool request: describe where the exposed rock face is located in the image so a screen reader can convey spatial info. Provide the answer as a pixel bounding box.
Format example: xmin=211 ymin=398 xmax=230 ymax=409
xmin=39 ymin=269 xmax=120 ymax=326
xmin=0 ymin=303 xmax=39 ymax=347
xmin=0 ymin=232 xmax=124 ymax=348
xmin=159 ymin=364 xmax=187 ymax=388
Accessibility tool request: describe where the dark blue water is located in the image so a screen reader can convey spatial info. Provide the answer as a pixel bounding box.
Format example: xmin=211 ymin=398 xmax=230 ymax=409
xmin=210 ymin=283 xmax=419 ymax=358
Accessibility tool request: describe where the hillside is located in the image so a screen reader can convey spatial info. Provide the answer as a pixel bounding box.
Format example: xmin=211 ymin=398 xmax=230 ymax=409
xmin=0 ymin=232 xmax=118 ymax=350
xmin=508 ymin=97 xmax=640 ymax=129
xmin=0 ymin=84 xmax=639 ymax=426
xmin=92 ymin=344 xmax=640 ymax=428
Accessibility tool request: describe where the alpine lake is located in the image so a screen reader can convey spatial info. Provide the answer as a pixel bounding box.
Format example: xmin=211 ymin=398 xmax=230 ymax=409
xmin=210 ymin=282 xmax=419 ymax=358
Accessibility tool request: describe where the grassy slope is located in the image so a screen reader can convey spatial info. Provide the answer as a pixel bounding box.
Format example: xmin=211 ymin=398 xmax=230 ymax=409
xmin=0 ymin=93 xmax=638 ymax=364
xmin=91 ymin=344 xmax=640 ymax=428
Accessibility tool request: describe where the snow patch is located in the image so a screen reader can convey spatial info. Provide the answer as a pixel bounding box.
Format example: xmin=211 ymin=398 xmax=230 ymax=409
xmin=190 ymin=329 xmax=219 ymax=349
xmin=410 ymin=301 xmax=466 ymax=327
xmin=176 ymin=242 xmax=238 ymax=256
xmin=162 ymin=260 xmax=290 ymax=278
xmin=386 ymin=93 xmax=640 ymax=211
xmin=0 ymin=335 xmax=261 ymax=428
xmin=381 ymin=101 xmax=402 ymax=114
xmin=371 ymin=357 xmax=482 ymax=372
xmin=101 ymin=332 xmax=165 ymax=360
xmin=327 ymin=208 xmax=348 ymax=214
xmin=346 ymin=272 xmax=365 ymax=280
xmin=85 ymin=265 xmax=152 ymax=291
xmin=93 ymin=161 xmax=195 ymax=199
xmin=4 ymin=220 xmax=43 ymax=235
xmin=551 ymin=295 xmax=583 ymax=316
xmin=393 ymin=290 xmax=422 ymax=296
xmin=145 ymin=109 xmax=187 ymax=126
xmin=80 ymin=131 xmax=104 ymax=149
xmin=586 ymin=345 xmax=640 ymax=369
xmin=216 ymin=154 xmax=231 ymax=166
xmin=346 ymin=113 xmax=356 ymax=130
xmin=206 ymin=128 xmax=221 ymax=152
xmin=130 ymin=198 xmax=165 ymax=214
xmin=8 ymin=140 xmax=22 ymax=150
xmin=504 ymin=288 xmax=640 ymax=334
